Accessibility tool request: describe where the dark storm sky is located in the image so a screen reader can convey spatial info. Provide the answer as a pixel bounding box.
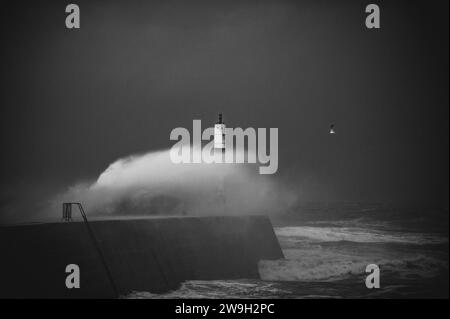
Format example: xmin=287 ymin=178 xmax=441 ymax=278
xmin=0 ymin=0 xmax=448 ymax=209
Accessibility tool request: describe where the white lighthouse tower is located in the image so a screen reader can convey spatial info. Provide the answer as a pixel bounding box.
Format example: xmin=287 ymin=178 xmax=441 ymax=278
xmin=213 ymin=113 xmax=226 ymax=213
xmin=214 ymin=113 xmax=226 ymax=151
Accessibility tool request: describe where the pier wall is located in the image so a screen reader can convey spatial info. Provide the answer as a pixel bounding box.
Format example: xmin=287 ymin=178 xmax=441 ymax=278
xmin=0 ymin=216 xmax=283 ymax=298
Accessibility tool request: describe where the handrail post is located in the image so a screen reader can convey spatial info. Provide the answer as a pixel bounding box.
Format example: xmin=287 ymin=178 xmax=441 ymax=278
xmin=62 ymin=202 xmax=119 ymax=297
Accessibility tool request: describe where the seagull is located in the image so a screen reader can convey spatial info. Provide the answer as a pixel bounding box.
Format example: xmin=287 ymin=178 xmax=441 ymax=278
xmin=329 ymin=124 xmax=336 ymax=134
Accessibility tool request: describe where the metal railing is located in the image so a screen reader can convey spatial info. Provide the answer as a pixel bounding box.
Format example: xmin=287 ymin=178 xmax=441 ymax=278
xmin=62 ymin=202 xmax=119 ymax=297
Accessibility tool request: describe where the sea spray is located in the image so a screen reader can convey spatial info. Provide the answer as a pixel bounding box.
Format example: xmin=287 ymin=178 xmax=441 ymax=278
xmin=49 ymin=148 xmax=296 ymax=218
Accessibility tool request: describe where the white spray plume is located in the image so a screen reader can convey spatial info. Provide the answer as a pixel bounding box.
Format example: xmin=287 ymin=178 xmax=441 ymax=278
xmin=51 ymin=148 xmax=297 ymax=217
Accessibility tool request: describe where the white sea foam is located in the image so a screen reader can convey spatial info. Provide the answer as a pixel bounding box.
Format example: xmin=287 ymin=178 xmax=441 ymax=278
xmin=259 ymin=251 xmax=447 ymax=282
xmin=259 ymin=226 xmax=448 ymax=282
xmin=124 ymin=280 xmax=289 ymax=299
xmin=275 ymin=226 xmax=448 ymax=245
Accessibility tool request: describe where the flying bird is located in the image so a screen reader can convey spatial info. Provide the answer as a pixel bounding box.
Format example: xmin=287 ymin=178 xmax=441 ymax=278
xmin=329 ymin=124 xmax=336 ymax=134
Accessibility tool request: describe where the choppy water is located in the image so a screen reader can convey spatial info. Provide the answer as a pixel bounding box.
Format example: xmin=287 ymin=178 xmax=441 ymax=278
xmin=126 ymin=204 xmax=449 ymax=299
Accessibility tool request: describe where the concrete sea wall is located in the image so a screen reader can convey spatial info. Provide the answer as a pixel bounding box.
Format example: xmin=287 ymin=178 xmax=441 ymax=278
xmin=0 ymin=216 xmax=283 ymax=298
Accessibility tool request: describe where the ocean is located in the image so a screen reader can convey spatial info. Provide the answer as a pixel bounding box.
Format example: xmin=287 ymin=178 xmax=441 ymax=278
xmin=126 ymin=203 xmax=449 ymax=299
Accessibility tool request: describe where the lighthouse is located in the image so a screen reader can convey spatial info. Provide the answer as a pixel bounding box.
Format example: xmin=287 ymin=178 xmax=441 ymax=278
xmin=213 ymin=114 xmax=226 ymax=211
xmin=214 ymin=113 xmax=226 ymax=151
